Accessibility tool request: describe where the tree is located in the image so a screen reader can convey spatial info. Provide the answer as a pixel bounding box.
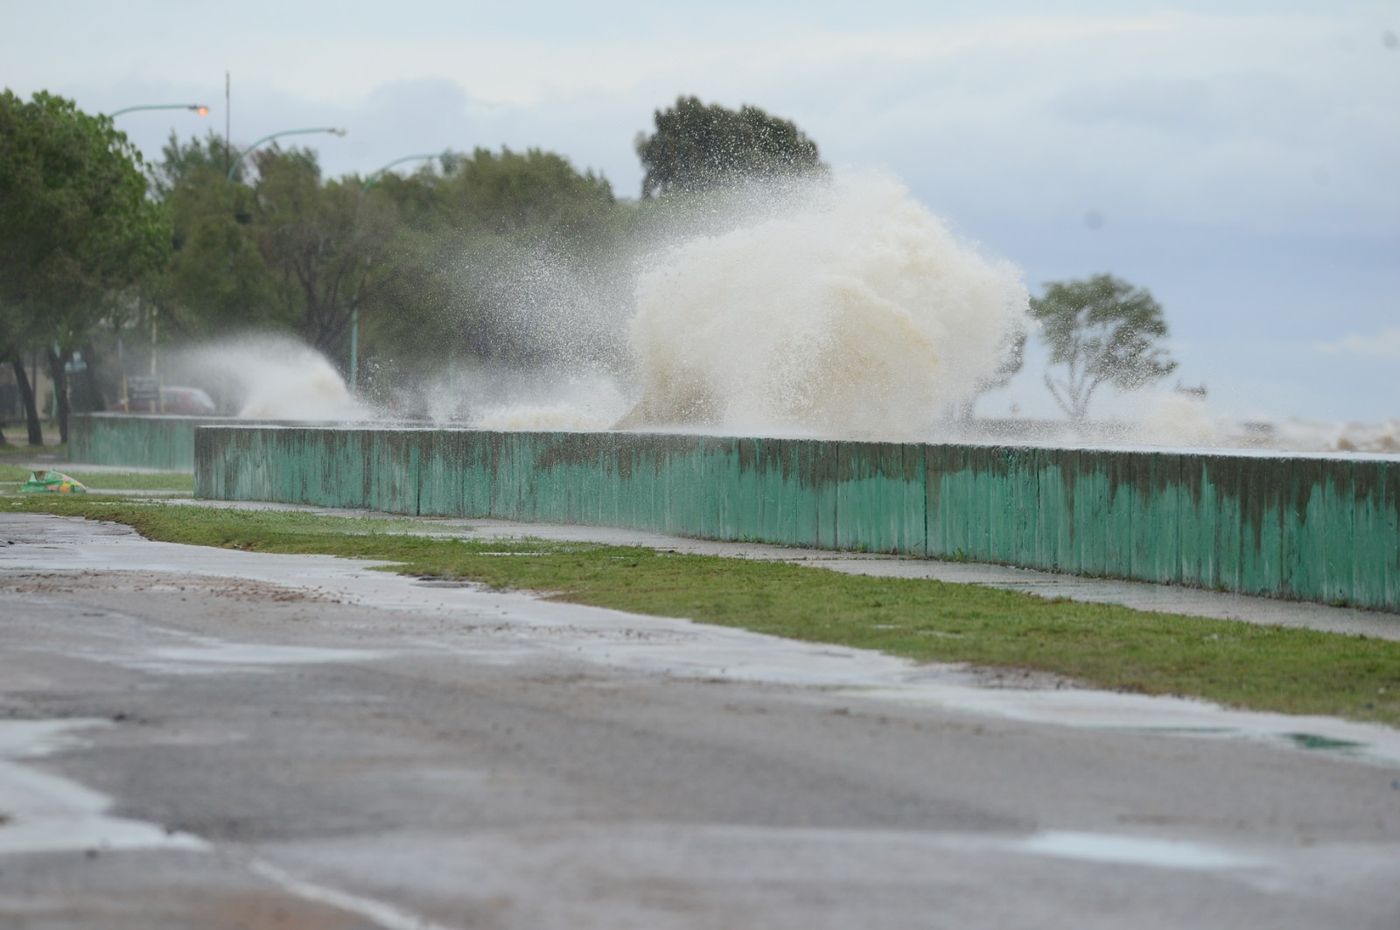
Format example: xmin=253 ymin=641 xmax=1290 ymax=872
xmin=436 ymin=147 xmax=617 ymax=243
xmin=636 ymin=96 xmax=825 ymax=198
xmin=1030 ymin=274 xmax=1177 ymax=421
xmin=362 ymin=147 xmax=626 ymax=380
xmin=959 ymin=329 xmax=1027 ymax=420
xmin=0 ymin=302 xmax=40 ymax=444
xmin=147 ymin=139 xmax=625 ymax=391
xmin=0 ymin=90 xmax=168 ymax=441
xmin=151 ymin=140 xmax=396 ymax=366
xmin=149 ymin=133 xmax=282 ymax=340
xmin=249 ymin=147 xmax=396 ymax=356
xmin=150 ymin=128 xmax=246 ymax=197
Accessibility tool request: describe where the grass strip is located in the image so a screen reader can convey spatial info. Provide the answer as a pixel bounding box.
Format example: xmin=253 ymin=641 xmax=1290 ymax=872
xmin=0 ymin=443 xmax=64 ymax=461
xmin=8 ymin=495 xmax=1400 ymax=727
xmin=0 ymin=464 xmax=193 ymax=491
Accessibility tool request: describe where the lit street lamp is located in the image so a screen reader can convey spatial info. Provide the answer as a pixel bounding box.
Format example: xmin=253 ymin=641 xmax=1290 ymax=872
xmin=226 ymin=126 xmax=348 ymax=180
xmin=110 ymin=103 xmax=210 ymax=118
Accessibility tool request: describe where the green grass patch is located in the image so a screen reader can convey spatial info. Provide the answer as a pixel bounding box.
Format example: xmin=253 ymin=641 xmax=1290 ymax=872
xmin=10 ymin=495 xmax=1400 ymax=728
xmin=0 ymin=443 xmax=65 ymax=461
xmin=0 ymin=464 xmax=193 ymax=492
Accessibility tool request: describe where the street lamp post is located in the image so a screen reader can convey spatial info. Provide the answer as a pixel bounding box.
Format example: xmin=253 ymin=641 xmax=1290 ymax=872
xmin=347 ymin=150 xmax=450 ymax=391
xmin=362 ymin=151 xmax=450 ymax=192
xmin=110 ymin=103 xmax=210 ymax=118
xmin=226 ymin=126 xmax=348 ymax=180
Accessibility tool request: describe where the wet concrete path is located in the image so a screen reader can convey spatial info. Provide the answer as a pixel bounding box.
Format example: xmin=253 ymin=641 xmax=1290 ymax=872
xmin=1 ymin=512 xmax=1399 ymax=929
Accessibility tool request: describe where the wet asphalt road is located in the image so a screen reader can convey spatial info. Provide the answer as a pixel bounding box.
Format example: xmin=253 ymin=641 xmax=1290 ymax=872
xmin=1 ymin=513 xmax=1399 ymax=929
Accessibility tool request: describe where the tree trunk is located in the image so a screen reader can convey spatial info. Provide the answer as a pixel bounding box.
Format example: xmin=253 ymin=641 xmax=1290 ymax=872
xmin=10 ymin=357 xmax=43 ymax=446
xmin=73 ymin=340 xmax=107 ymax=413
xmin=0 ymin=349 xmax=15 ymax=445
xmin=46 ymin=348 xmax=71 ymax=445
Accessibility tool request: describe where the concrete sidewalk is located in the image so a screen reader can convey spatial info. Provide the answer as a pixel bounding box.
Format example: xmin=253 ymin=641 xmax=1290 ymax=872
xmin=177 ymin=498 xmax=1400 ymax=642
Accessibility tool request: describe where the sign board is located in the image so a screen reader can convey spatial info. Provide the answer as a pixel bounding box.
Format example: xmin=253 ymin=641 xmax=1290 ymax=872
xmin=126 ymin=376 xmax=160 ymax=412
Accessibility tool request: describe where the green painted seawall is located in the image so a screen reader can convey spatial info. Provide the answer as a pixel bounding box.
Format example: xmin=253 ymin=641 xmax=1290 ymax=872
xmin=69 ymin=413 xmax=246 ymax=470
xmin=194 ymin=426 xmax=1400 ymax=613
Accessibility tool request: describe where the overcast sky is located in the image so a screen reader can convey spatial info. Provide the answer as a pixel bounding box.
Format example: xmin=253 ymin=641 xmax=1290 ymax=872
xmin=5 ymin=0 xmax=1397 ymax=421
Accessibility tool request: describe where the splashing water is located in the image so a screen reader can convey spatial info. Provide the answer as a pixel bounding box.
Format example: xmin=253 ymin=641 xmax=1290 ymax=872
xmin=619 ymin=172 xmax=1029 ymax=438
xmin=168 ymin=335 xmax=373 ymax=421
xmin=153 ymin=173 xmax=1393 ymax=456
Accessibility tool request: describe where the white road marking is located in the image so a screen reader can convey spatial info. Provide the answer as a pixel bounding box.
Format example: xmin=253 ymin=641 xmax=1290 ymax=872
xmin=249 ymin=858 xmax=463 ymax=930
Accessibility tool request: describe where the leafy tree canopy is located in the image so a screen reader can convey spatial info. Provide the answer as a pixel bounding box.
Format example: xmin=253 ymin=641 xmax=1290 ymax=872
xmin=0 ymin=90 xmax=168 ymax=341
xmin=436 ymin=147 xmax=616 ymax=243
xmin=150 ymin=132 xmax=278 ymax=338
xmin=151 ymin=129 xmax=242 ymax=195
xmin=248 ymin=145 xmax=396 ymax=353
xmin=1029 ymin=273 xmax=1177 ymax=421
xmin=636 ymin=96 xmax=825 ymax=198
xmin=0 ymin=89 xmax=169 ymax=441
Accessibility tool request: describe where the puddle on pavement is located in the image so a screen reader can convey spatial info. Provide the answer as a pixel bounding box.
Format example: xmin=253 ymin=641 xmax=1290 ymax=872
xmin=146 ymin=642 xmax=388 ymax=667
xmin=1012 ymin=830 xmax=1259 ymax=871
xmin=847 ymin=684 xmax=1397 ymax=766
xmin=124 ymin=641 xmax=393 ymax=676
xmin=0 ymin=719 xmax=207 ymax=856
xmin=1284 ymin=732 xmax=1365 ymax=753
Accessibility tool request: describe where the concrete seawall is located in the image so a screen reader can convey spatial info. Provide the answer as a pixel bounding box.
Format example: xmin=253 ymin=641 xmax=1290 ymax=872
xmin=70 ymin=413 xmax=243 ymax=470
xmin=194 ymin=425 xmax=1399 ymax=613
xmin=69 ymin=414 xmax=406 ymax=470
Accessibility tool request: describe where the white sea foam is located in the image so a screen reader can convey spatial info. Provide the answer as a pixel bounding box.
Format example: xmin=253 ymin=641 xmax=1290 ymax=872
xmin=621 ymin=172 xmax=1029 ymax=439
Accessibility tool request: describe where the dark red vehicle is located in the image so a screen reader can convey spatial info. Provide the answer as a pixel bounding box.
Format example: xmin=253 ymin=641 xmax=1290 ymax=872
xmin=110 ymin=385 xmax=218 ymax=416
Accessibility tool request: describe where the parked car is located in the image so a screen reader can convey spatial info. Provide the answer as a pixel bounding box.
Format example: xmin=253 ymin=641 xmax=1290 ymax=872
xmin=110 ymin=386 xmax=219 ymax=416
